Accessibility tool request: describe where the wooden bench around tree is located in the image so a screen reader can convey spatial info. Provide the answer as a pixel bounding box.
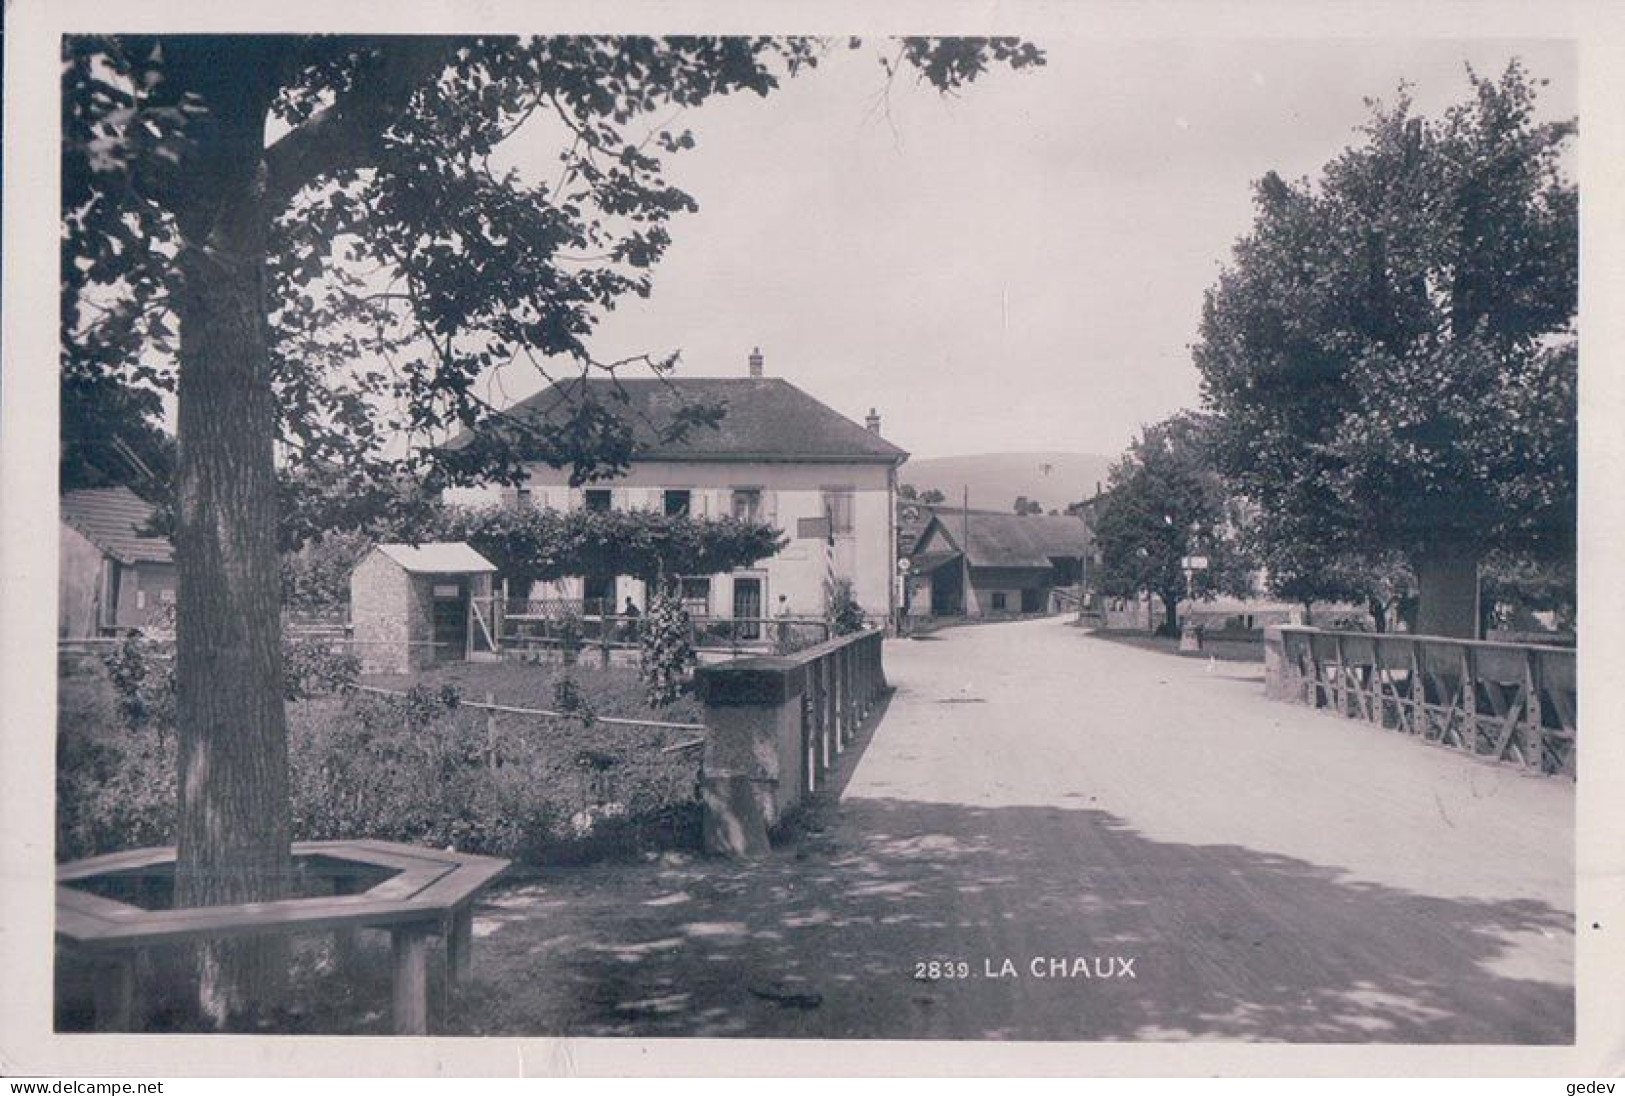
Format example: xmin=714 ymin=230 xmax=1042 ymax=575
xmin=56 ymin=839 xmax=510 ymax=1034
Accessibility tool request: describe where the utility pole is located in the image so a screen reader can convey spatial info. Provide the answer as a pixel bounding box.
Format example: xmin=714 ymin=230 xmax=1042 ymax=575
xmin=962 ymin=485 xmax=972 ymax=618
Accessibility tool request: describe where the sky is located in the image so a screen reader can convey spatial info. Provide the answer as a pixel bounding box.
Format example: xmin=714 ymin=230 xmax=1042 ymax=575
xmin=484 ymin=36 xmax=1577 ymax=463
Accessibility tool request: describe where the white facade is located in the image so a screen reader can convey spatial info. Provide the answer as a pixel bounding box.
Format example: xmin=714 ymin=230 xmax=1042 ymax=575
xmin=458 ymin=458 xmax=899 ymax=624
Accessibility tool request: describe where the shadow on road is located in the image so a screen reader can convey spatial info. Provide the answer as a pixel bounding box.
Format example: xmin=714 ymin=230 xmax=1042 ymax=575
xmin=454 ymin=795 xmax=1573 ymax=1042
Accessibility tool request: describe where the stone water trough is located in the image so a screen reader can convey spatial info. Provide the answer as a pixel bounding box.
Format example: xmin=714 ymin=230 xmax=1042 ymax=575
xmin=56 ymin=839 xmax=509 ymax=1034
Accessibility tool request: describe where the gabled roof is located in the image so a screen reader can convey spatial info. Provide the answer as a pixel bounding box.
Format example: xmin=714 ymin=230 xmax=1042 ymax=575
xmin=916 ymin=509 xmax=1091 ymax=570
xmin=448 ymin=377 xmax=908 ymax=464
xmin=60 ymin=487 xmax=173 ymax=566
xmin=375 ymin=543 xmax=497 ymax=574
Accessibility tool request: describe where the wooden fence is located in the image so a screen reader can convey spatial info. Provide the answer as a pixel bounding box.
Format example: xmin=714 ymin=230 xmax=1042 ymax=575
xmin=498 ymin=603 xmax=836 ymax=662
xmin=1269 ymin=626 xmax=1576 ymax=777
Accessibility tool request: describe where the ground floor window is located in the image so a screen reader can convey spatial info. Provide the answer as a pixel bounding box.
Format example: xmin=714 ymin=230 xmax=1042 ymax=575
xmin=679 ymin=577 xmax=711 ymax=618
xmin=991 ymin=591 xmax=1008 ymax=612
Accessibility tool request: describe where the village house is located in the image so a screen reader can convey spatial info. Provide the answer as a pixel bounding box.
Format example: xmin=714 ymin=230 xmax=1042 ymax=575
xmin=448 ymin=350 xmax=908 ymax=629
xmin=906 ymin=508 xmax=1093 ymax=620
xmin=58 ymin=486 xmax=176 ymax=637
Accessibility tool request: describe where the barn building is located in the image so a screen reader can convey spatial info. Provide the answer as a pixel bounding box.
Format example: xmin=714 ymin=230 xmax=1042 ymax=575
xmin=907 ymin=509 xmax=1093 ymax=619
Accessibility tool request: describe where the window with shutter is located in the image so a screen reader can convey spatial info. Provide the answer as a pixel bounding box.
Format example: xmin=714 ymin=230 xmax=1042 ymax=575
xmin=821 ymin=487 xmax=855 ymax=536
xmin=730 ymin=488 xmax=762 ymax=522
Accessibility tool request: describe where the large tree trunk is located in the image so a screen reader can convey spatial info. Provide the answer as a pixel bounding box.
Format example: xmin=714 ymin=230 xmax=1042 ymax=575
xmin=1412 ymin=539 xmax=1480 ymax=639
xmin=170 ymin=77 xmax=291 ymax=1028
xmin=1160 ymin=592 xmax=1180 ymax=636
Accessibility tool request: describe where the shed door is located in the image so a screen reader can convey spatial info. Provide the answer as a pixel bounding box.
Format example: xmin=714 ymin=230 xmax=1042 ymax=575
xmin=431 ymin=579 xmax=469 ymax=662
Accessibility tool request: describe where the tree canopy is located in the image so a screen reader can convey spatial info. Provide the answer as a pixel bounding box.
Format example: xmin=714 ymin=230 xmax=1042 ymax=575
xmin=65 ymin=35 xmax=1042 ymax=503
xmin=439 ymin=505 xmax=785 ymax=593
xmin=61 ymin=33 xmax=1042 ymax=1026
xmin=1091 ymin=412 xmax=1252 ymax=633
xmin=1193 ymin=62 xmax=1576 ymax=637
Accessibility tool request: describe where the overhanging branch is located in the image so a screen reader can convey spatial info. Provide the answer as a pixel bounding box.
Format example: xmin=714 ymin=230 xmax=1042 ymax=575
xmin=263 ymin=39 xmax=457 ymax=210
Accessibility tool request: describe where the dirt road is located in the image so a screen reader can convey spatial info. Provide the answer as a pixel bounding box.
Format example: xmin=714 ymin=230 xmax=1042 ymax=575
xmin=458 ymin=617 xmax=1575 ymax=1041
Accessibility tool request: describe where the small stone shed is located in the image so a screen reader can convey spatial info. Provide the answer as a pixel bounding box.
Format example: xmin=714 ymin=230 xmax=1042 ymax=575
xmin=349 ymin=542 xmax=498 ymax=675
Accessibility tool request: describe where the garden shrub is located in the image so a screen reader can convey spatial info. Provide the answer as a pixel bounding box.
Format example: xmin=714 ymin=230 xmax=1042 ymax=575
xmin=56 ymin=717 xmax=176 ymax=862
xmin=60 ymin=649 xmax=701 ymax=865
xmin=826 ymin=578 xmax=868 ymax=636
xmin=282 ymin=639 xmax=360 ymax=700
xmin=101 ymin=633 xmax=175 ymax=731
xmin=286 ymin=684 xmax=699 ymax=864
xmin=639 ymin=589 xmax=695 ymax=708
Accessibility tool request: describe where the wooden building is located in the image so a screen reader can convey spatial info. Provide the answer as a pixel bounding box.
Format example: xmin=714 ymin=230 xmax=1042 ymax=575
xmin=59 ymin=487 xmax=176 ymax=637
xmin=907 ymin=509 xmax=1092 ymax=619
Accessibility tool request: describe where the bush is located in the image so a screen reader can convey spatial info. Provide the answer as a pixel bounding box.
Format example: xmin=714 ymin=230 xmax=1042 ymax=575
xmin=59 ymin=654 xmax=702 ymax=865
xmin=826 ymin=578 xmax=867 ymax=636
xmin=282 ymin=639 xmax=360 ymax=699
xmin=57 ymin=719 xmax=176 ymax=862
xmin=102 ymin=633 xmax=175 ymax=731
xmin=287 ymin=687 xmax=697 ymax=863
xmin=639 ymin=589 xmax=695 ymax=708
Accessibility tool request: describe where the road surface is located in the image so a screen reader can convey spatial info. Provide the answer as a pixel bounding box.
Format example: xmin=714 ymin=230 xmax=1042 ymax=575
xmin=459 ymin=617 xmax=1575 ymax=1041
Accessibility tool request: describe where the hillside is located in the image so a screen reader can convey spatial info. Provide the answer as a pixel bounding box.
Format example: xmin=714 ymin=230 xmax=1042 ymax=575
xmin=900 ymin=452 xmax=1114 ymax=514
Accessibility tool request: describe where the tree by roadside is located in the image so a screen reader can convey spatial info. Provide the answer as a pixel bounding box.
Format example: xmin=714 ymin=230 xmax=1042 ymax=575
xmin=1091 ymin=413 xmax=1253 ymax=634
xmin=1194 ymin=62 xmax=1576 ymax=639
xmin=62 ymin=33 xmax=1041 ymax=1025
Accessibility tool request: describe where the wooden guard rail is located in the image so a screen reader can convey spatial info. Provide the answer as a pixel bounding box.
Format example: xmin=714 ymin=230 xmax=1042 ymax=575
xmin=1267 ymin=626 xmax=1576 ymax=777
xmin=693 ymin=627 xmax=888 ymax=856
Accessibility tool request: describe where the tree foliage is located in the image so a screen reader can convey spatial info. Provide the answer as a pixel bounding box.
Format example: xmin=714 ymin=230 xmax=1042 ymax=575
xmin=60 ymin=368 xmax=176 ymax=499
xmin=438 ymin=504 xmax=786 ymax=592
xmin=61 ymin=32 xmax=1041 ymax=1025
xmin=825 ymin=577 xmax=868 ymax=635
xmin=1193 ymin=62 xmax=1576 ymax=636
xmin=1091 ymin=413 xmax=1253 ymax=632
xmin=65 ymin=35 xmax=1042 ymax=497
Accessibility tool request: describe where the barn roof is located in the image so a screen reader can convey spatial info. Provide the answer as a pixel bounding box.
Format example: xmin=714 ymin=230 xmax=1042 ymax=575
xmin=918 ymin=510 xmax=1091 ymax=570
xmin=375 ymin=542 xmax=497 ymax=574
xmin=446 ymin=377 xmax=908 ymax=464
xmin=60 ymin=487 xmax=174 ymax=566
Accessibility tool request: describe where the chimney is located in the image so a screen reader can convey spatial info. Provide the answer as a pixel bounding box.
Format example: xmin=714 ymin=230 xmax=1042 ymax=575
xmin=865 ymin=408 xmax=881 ymax=434
xmin=748 ymin=346 xmax=763 ymax=377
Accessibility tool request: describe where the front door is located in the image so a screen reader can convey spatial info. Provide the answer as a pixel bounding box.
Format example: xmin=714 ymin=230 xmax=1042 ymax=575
xmin=431 ymin=580 xmax=469 ymax=662
xmin=732 ymin=576 xmax=762 ymax=640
